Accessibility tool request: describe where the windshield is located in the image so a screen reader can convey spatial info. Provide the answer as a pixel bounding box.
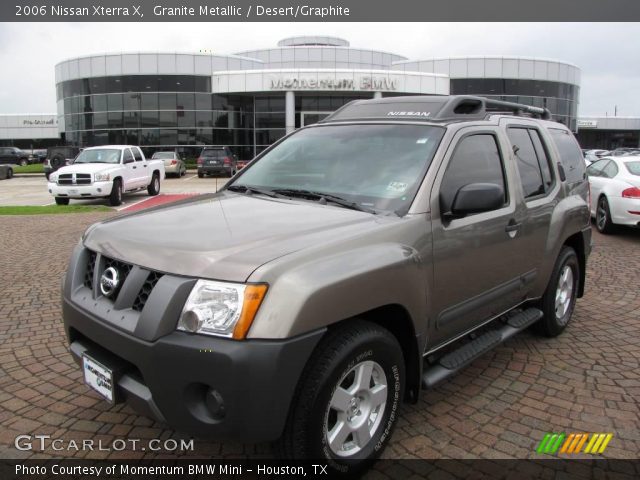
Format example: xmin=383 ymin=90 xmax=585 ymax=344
xmin=228 ymin=124 xmax=444 ymax=215
xmin=73 ymin=149 xmax=121 ymax=164
xmin=624 ymin=161 xmax=640 ymax=176
xmin=152 ymin=152 xmax=175 ymax=159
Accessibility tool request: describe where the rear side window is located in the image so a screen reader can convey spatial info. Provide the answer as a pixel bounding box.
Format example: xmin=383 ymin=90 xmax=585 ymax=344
xmin=602 ymin=161 xmax=619 ymax=179
xmin=625 ymin=161 xmax=640 ymax=176
xmin=548 ymin=128 xmax=585 ymax=183
xmin=440 ymin=134 xmax=507 ymax=214
xmin=507 ymin=128 xmax=544 ymax=198
xmin=132 ymin=147 xmax=144 ymax=161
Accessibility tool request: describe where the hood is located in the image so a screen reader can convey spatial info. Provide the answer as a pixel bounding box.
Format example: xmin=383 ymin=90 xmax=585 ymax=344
xmin=83 ymin=192 xmax=389 ymax=282
xmin=54 ymin=163 xmax=119 ymax=175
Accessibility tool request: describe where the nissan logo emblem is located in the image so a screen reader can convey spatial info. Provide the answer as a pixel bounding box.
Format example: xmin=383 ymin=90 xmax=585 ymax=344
xmin=100 ymin=267 xmax=120 ymax=297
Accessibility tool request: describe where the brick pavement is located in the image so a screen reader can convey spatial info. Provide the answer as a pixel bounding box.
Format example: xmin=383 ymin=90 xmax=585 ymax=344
xmin=0 ymin=213 xmax=639 ymax=462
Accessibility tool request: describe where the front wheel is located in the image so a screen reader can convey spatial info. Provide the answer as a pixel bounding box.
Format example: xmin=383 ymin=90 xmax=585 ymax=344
xmin=536 ymin=246 xmax=579 ymax=337
xmin=108 ymin=179 xmax=123 ymax=206
xmin=595 ymin=196 xmax=615 ymax=234
xmin=55 ymin=197 xmax=69 ymax=205
xmin=277 ymin=320 xmax=404 ymax=473
xmin=147 ymin=173 xmax=160 ymax=196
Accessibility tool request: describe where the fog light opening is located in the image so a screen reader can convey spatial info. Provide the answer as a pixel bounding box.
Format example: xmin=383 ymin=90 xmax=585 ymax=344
xmin=206 ymin=388 xmax=226 ymax=420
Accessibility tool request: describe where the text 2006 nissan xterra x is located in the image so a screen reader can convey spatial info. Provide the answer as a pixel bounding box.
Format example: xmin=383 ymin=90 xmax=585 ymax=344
xmin=62 ymin=96 xmax=591 ymax=472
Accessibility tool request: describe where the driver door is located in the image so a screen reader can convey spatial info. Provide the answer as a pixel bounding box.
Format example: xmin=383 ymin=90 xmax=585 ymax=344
xmin=428 ymin=127 xmax=528 ymax=348
xmin=121 ymin=148 xmax=138 ymax=190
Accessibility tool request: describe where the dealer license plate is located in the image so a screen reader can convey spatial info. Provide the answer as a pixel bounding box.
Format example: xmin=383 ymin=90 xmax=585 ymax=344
xmin=67 ymin=189 xmax=78 ymax=195
xmin=82 ymin=354 xmax=114 ymax=403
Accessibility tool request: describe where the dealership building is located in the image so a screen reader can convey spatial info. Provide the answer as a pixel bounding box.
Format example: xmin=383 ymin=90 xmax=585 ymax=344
xmin=38 ymin=35 xmax=584 ymax=159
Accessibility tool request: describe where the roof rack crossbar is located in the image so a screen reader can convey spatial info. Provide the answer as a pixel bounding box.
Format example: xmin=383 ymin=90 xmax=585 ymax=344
xmin=480 ymin=98 xmax=552 ymax=120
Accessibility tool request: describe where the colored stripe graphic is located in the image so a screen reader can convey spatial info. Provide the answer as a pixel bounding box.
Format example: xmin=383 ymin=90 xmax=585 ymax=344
xmin=540 ymin=432 xmax=613 ymax=455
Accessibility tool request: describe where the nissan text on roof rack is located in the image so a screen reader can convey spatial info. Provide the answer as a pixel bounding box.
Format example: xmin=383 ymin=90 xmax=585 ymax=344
xmin=47 ymin=145 xmax=164 ymax=206
xmin=61 ymin=95 xmax=591 ymax=473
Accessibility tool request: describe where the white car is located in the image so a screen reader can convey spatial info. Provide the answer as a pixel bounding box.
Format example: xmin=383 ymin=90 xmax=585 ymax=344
xmin=48 ymin=145 xmax=165 ymax=206
xmin=587 ymin=156 xmax=640 ymax=233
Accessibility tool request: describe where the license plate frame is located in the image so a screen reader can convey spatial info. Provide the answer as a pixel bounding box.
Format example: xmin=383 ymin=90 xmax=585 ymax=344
xmin=67 ymin=189 xmax=79 ymax=195
xmin=82 ymin=354 xmax=115 ymax=404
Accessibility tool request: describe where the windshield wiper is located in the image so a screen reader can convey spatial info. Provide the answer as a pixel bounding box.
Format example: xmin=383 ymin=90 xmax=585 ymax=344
xmin=226 ymin=184 xmax=284 ymax=198
xmin=272 ymin=188 xmax=375 ymax=214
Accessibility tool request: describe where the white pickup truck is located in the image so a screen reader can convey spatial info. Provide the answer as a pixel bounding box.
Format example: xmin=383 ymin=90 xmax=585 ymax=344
xmin=47 ymin=145 xmax=164 ymax=206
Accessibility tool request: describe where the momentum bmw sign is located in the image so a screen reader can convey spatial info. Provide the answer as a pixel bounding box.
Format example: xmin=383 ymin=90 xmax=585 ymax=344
xmin=270 ymin=76 xmax=398 ymax=91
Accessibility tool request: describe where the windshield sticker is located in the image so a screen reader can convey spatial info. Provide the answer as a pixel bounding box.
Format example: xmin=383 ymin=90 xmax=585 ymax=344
xmin=386 ymin=181 xmax=409 ymax=193
xmin=416 ymin=138 xmax=429 ymax=144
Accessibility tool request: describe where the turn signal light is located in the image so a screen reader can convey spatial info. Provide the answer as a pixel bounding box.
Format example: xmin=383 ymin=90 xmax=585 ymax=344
xmin=232 ymin=284 xmax=268 ymax=340
xmin=197 ymin=157 xmax=203 ymax=165
xmin=223 ymin=156 xmax=231 ymax=166
xmin=622 ymin=187 xmax=640 ymax=198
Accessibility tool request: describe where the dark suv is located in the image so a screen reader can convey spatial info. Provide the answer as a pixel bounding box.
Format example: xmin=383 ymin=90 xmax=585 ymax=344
xmin=0 ymin=147 xmax=30 ymax=167
xmin=62 ymin=96 xmax=590 ymax=473
xmin=44 ymin=146 xmax=81 ymax=179
xmin=197 ymin=146 xmax=237 ymax=178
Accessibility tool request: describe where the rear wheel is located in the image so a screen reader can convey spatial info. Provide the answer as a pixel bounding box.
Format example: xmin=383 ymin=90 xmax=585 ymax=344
xmin=7 ymin=168 xmax=13 ymax=179
xmin=197 ymin=171 xmax=204 ymax=178
xmin=147 ymin=173 xmax=160 ymax=196
xmin=277 ymin=320 xmax=404 ymax=474
xmin=595 ymin=196 xmax=614 ymax=234
xmin=536 ymin=246 xmax=579 ymax=337
xmin=109 ymin=179 xmax=123 ymax=206
xmin=55 ymin=197 xmax=69 ymax=205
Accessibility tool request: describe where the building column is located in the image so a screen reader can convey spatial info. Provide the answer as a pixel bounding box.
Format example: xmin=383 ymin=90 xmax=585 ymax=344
xmin=285 ymin=91 xmax=295 ymax=134
xmin=373 ymin=91 xmax=382 ymax=99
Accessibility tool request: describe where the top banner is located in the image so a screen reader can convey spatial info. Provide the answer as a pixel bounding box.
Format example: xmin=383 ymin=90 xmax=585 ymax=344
xmin=3 ymin=0 xmax=640 ymax=22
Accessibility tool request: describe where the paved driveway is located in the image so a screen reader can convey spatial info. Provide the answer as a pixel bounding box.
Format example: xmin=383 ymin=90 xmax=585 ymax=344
xmin=0 ymin=213 xmax=638 ymax=461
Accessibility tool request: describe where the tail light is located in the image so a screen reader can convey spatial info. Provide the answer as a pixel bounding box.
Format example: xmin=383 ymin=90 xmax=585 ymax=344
xmin=197 ymin=157 xmax=203 ymax=165
xmin=171 ymin=160 xmax=177 ymax=165
xmin=223 ymin=156 xmax=231 ymax=166
xmin=622 ymin=187 xmax=640 ymax=198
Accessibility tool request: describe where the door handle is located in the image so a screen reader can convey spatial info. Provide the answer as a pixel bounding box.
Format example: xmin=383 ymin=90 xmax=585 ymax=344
xmin=132 ymin=166 xmax=137 ymax=169
xmin=143 ymin=164 xmax=148 ymax=167
xmin=505 ymin=220 xmax=521 ymax=233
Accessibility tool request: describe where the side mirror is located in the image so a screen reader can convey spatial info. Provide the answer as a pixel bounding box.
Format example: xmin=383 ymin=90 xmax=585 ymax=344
xmin=445 ymin=183 xmax=504 ymax=220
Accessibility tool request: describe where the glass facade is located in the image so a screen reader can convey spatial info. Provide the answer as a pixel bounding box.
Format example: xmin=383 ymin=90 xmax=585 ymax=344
xmin=450 ymin=78 xmax=579 ymax=131
xmin=59 ymin=74 xmax=375 ymax=159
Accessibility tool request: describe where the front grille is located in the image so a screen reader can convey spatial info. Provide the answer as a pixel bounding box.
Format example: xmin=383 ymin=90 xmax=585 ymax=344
xmin=57 ymin=173 xmax=91 ymax=185
xmin=133 ymin=271 xmax=163 ymax=312
xmin=84 ymin=251 xmax=97 ymax=289
xmin=58 ymin=174 xmax=73 ymax=185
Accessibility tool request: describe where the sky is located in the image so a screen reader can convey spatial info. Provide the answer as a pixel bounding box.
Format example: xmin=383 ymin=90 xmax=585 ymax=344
xmin=1 ymin=22 xmax=639 ymax=117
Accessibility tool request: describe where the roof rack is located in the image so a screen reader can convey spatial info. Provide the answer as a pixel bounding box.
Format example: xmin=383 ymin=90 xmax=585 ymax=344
xmin=321 ymin=95 xmax=553 ymax=123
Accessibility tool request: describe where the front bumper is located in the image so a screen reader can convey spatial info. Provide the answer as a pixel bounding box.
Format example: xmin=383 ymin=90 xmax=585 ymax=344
xmin=48 ymin=181 xmax=112 ymax=199
xmin=61 ymin=246 xmax=324 ymax=442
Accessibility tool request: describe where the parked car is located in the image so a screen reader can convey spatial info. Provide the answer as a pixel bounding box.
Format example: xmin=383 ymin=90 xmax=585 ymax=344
xmin=197 ymin=146 xmax=237 ymax=178
xmin=44 ymin=146 xmax=81 ymax=180
xmin=612 ymin=147 xmax=640 ymax=156
xmin=29 ymin=149 xmax=48 ymax=163
xmin=47 ymin=145 xmax=165 ymax=206
xmin=0 ymin=165 xmax=13 ymax=180
xmin=584 ymin=149 xmax=610 ymax=164
xmin=0 ymin=147 xmax=30 ymax=167
xmin=61 ymin=96 xmax=590 ymax=473
xmin=151 ymin=151 xmax=186 ymax=177
xmin=587 ymin=155 xmax=640 ymax=233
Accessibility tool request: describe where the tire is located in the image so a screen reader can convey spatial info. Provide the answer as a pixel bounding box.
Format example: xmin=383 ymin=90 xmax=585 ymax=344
xmin=50 ymin=154 xmax=64 ymax=169
xmin=197 ymin=171 xmax=204 ymax=178
xmin=536 ymin=246 xmax=579 ymax=337
xmin=595 ymin=196 xmax=615 ymax=234
xmin=147 ymin=173 xmax=160 ymax=196
xmin=19 ymin=158 xmax=28 ymax=167
xmin=109 ymin=179 xmax=123 ymax=206
xmin=45 ymin=172 xmax=50 ymax=180
xmin=55 ymin=197 xmax=69 ymax=205
xmin=7 ymin=168 xmax=13 ymax=179
xmin=277 ymin=320 xmax=404 ymax=473
xmin=181 ymin=167 xmax=186 ymax=177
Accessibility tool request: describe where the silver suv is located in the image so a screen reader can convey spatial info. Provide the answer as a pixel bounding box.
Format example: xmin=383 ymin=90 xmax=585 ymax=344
xmin=61 ymin=96 xmax=591 ymax=473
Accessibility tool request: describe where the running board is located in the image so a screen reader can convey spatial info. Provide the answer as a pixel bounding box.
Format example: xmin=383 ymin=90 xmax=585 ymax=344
xmin=421 ymin=308 xmax=543 ymax=389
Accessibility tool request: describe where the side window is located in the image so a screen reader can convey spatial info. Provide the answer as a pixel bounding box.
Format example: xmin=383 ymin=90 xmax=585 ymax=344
xmin=586 ymin=159 xmax=609 ymax=177
xmin=132 ymin=147 xmax=143 ymax=162
xmin=548 ymin=128 xmax=586 ymax=183
xmin=507 ymin=128 xmax=544 ymax=198
xmin=602 ymin=161 xmax=619 ymax=179
xmin=529 ymin=130 xmax=554 ymax=190
xmin=123 ymin=149 xmax=134 ymax=164
xmin=440 ymin=134 xmax=507 ymax=215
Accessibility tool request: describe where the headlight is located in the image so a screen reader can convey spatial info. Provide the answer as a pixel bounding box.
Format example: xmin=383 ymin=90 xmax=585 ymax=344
xmin=49 ymin=174 xmax=57 ymax=182
xmin=94 ymin=172 xmax=110 ymax=182
xmin=177 ymin=280 xmax=268 ymax=339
